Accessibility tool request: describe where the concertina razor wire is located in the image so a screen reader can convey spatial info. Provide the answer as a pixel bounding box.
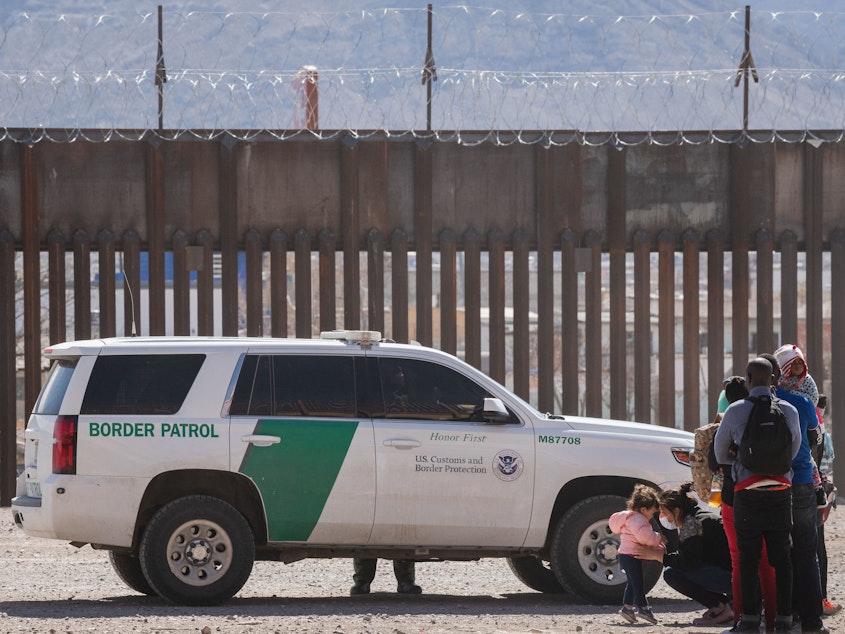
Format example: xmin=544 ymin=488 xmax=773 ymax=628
xmin=1 ymin=5 xmax=845 ymax=146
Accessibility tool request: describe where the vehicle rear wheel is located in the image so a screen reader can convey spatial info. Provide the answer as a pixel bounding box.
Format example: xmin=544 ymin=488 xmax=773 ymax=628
xmin=549 ymin=494 xmax=661 ymax=604
xmin=507 ymin=556 xmax=565 ymax=593
xmin=139 ymin=495 xmax=255 ymax=605
xmin=109 ymin=551 xmax=156 ymax=596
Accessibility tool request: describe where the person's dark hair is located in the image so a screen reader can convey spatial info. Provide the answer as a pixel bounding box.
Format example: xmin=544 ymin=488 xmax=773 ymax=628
xmin=818 ymin=393 xmax=828 ymax=410
xmin=758 ymin=352 xmax=781 ymax=383
xmin=626 ymin=483 xmax=661 ymax=512
xmin=746 ymin=357 xmax=773 ymax=388
xmin=724 ymin=376 xmax=748 ymax=404
xmin=659 ymin=482 xmax=698 ymax=519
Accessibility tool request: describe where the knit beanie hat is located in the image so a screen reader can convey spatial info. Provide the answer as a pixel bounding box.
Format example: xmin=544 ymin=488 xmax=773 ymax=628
xmin=774 ymin=343 xmax=805 ymax=374
xmin=774 ymin=343 xmax=818 ymax=406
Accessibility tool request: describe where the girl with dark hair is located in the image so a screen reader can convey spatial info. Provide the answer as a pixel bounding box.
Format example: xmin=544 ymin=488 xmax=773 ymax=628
xmin=633 ymin=482 xmax=733 ymax=627
xmin=608 ymin=484 xmax=666 ymax=624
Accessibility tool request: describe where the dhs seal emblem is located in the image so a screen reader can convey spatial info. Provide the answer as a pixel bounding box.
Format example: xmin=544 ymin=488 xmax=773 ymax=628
xmin=493 ymin=449 xmax=524 ymax=482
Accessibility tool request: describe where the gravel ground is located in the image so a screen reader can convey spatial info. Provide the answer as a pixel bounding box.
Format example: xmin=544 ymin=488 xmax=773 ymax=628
xmin=0 ymin=506 xmax=843 ymax=634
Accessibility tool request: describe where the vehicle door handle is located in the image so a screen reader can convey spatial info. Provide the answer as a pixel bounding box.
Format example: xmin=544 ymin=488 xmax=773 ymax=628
xmin=242 ymin=434 xmax=281 ymax=447
xmin=383 ymin=439 xmax=422 ymax=449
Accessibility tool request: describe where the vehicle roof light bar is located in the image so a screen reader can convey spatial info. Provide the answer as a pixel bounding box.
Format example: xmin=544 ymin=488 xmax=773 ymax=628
xmin=319 ymin=330 xmax=382 ymax=344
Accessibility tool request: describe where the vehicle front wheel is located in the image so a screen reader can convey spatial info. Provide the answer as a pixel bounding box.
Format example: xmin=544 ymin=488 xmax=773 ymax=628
xmin=139 ymin=495 xmax=255 ymax=605
xmin=549 ymin=494 xmax=661 ymax=604
xmin=507 ymin=556 xmax=565 ymax=593
xmin=109 ymin=551 xmax=156 ymax=596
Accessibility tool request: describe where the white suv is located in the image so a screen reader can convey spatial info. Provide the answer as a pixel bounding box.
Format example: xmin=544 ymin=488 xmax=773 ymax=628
xmin=12 ymin=331 xmax=693 ymax=605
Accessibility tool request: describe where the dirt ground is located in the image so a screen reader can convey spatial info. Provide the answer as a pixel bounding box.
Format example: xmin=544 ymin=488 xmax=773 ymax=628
xmin=0 ymin=506 xmax=843 ymax=634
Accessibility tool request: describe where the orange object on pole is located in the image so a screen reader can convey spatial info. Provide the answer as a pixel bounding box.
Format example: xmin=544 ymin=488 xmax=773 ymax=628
xmin=298 ymin=66 xmax=319 ymax=131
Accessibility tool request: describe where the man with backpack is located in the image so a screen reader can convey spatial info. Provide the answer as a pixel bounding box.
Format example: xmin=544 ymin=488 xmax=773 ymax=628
xmin=714 ymin=357 xmax=802 ymax=633
xmin=760 ymin=351 xmax=828 ymax=633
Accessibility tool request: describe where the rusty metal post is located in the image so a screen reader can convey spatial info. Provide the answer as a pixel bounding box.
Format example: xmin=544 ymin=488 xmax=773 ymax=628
xmin=0 ymin=230 xmax=15 ymax=505
xmin=414 ymin=141 xmax=433 ymax=346
xmin=73 ymin=230 xmax=92 ymax=341
xmin=535 ymin=147 xmax=555 ymax=413
xmin=729 ymin=145 xmax=751 ymax=374
xmin=779 ymin=231 xmax=798 ymax=344
xmin=172 ymin=229 xmax=190 ymax=336
xmin=298 ymin=66 xmax=318 ymax=131
xmin=390 ymin=229 xmax=409 ymax=343
xmin=463 ymin=229 xmax=481 ymax=368
xmin=245 ymin=229 xmax=264 ymax=337
xmin=706 ymin=229 xmax=725 ymax=417
xmin=439 ymin=228 xmax=457 ymax=355
xmin=755 ymin=228 xmax=774 ymax=354
xmin=830 ymin=229 xmax=845 ymax=468
xmin=608 ymin=147 xmax=627 ymax=420
xmin=294 ymin=229 xmax=312 ymax=338
xmin=145 ymin=141 xmax=166 ymax=335
xmin=218 ymin=139 xmax=239 ymax=337
xmin=583 ymin=230 xmax=602 ymax=418
xmin=341 ymin=139 xmax=360 ymax=329
xmin=633 ymin=230 xmax=651 ymax=424
xmin=657 ymin=230 xmax=675 ymax=427
xmin=804 ymin=143 xmax=824 ymax=385
xmin=319 ymin=229 xmax=337 ymax=333
xmin=21 ymin=145 xmax=40 ymax=421
xmin=488 ymin=228 xmax=506 ymax=383
xmin=512 ymin=230 xmax=530 ymax=401
xmin=682 ymin=229 xmax=700 ymax=431
xmin=367 ymin=229 xmax=385 ymax=335
xmin=269 ymin=229 xmax=288 ymax=338
xmin=195 ymin=229 xmax=215 ymax=337
xmin=97 ymin=229 xmax=116 ymax=338
xmin=47 ymin=229 xmax=67 ymax=345
xmin=122 ymin=230 xmax=141 ymax=336
xmin=560 ymin=229 xmax=579 ymax=415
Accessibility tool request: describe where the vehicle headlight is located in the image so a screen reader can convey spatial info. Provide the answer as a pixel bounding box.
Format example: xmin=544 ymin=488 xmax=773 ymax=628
xmin=671 ymin=446 xmax=693 ymax=467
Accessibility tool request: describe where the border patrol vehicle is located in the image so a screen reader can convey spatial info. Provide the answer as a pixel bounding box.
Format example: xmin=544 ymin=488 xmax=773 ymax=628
xmin=12 ymin=331 xmax=693 ymax=605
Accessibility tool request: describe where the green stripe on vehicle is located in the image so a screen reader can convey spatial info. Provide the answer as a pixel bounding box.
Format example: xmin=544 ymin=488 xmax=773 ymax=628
xmin=240 ymin=419 xmax=359 ymax=541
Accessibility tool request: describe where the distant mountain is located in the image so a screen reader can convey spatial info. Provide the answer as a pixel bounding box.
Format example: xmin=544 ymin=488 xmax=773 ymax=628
xmin=0 ymin=1 xmax=842 ymax=134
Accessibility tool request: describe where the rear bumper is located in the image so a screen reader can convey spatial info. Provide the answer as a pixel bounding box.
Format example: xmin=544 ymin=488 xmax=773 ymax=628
xmin=11 ymin=474 xmax=147 ymax=547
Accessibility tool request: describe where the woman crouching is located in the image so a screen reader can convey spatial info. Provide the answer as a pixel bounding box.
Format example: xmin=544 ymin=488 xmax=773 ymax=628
xmin=632 ymin=481 xmax=734 ymax=627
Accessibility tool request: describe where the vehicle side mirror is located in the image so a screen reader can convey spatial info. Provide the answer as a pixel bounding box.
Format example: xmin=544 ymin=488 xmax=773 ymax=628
xmin=482 ymin=397 xmax=512 ymax=424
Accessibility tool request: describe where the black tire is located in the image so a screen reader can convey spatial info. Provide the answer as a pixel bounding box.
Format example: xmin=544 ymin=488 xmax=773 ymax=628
xmin=109 ymin=551 xmax=156 ymax=596
xmin=507 ymin=556 xmax=565 ymax=593
xmin=139 ymin=495 xmax=255 ymax=606
xmin=549 ymin=494 xmax=661 ymax=604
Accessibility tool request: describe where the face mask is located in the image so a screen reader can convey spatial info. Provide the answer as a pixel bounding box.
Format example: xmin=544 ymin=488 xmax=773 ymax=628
xmin=659 ymin=516 xmax=677 ymax=531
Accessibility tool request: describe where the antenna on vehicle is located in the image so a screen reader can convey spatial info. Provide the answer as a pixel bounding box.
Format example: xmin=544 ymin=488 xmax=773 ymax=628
xmin=119 ymin=251 xmax=138 ymax=337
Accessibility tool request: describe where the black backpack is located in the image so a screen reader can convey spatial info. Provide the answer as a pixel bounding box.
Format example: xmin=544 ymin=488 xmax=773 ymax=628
xmin=737 ymin=395 xmax=793 ymax=475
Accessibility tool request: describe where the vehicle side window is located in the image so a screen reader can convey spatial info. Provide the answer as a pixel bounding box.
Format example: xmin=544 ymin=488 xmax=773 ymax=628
xmin=229 ymin=355 xmax=258 ymax=416
xmin=273 ymin=355 xmax=355 ymax=418
xmin=33 ymin=359 xmax=77 ymax=414
xmin=378 ymin=358 xmax=510 ymax=423
xmin=81 ymin=354 xmax=205 ymax=415
xmin=230 ymin=355 xmax=272 ymax=415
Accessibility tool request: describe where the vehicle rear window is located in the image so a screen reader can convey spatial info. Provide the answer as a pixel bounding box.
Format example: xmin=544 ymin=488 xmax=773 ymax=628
xmin=230 ymin=354 xmax=356 ymax=418
xmin=33 ymin=359 xmax=78 ymax=415
xmin=81 ymin=354 xmax=205 ymax=415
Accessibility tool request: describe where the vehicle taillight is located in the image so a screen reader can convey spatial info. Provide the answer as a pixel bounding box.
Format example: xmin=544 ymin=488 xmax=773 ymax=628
xmin=53 ymin=415 xmax=78 ymax=474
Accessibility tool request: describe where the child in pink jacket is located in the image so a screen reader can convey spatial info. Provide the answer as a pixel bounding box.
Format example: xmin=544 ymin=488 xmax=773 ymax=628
xmin=609 ymin=484 xmax=667 ymax=624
